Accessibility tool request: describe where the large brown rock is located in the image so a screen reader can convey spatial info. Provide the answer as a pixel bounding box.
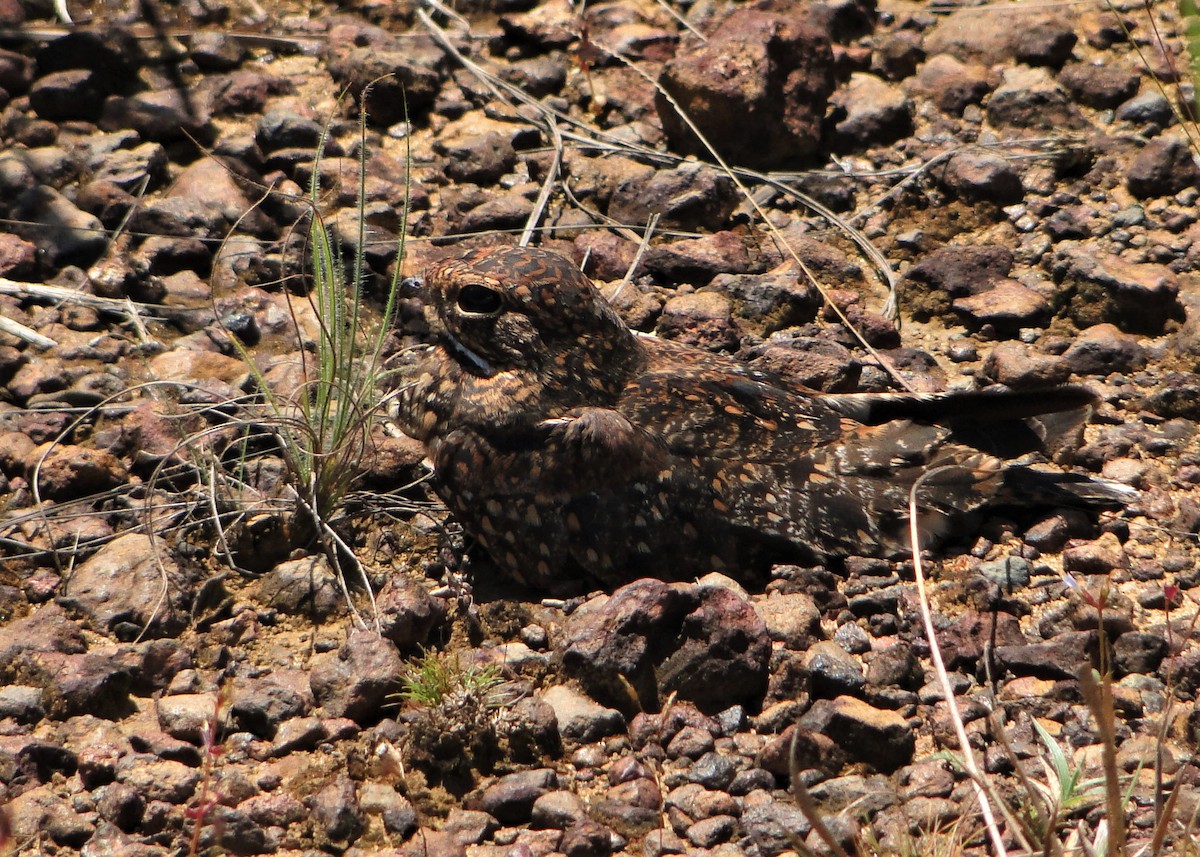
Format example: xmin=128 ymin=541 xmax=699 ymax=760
xmin=656 ymin=11 xmax=834 ymax=169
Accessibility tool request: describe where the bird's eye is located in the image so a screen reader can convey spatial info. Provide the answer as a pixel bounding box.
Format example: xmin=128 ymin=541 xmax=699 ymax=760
xmin=456 ymin=283 xmax=504 ymax=315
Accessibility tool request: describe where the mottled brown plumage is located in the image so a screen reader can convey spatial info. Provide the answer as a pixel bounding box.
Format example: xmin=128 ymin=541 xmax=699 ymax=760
xmin=394 ymin=246 xmax=1128 ymax=589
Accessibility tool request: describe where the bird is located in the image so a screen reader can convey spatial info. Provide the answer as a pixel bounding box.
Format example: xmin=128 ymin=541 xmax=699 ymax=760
xmin=392 ymin=245 xmax=1132 ymax=591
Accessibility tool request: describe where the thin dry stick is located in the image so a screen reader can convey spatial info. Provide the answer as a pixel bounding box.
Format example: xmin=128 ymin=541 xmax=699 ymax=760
xmin=0 ymin=276 xmax=210 ymax=322
xmin=520 ymin=115 xmax=563 ymax=247
xmin=1078 ymin=666 xmax=1127 ymax=857
xmin=0 ymin=314 xmax=56 ymax=348
xmin=606 ymin=212 xmax=659 ymax=305
xmin=908 ymin=468 xmax=1011 ymax=857
xmin=787 ymin=728 xmax=852 ymax=857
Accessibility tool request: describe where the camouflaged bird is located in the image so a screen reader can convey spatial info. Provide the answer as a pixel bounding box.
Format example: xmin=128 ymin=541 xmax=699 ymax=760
xmin=394 ymin=246 xmax=1130 ymax=590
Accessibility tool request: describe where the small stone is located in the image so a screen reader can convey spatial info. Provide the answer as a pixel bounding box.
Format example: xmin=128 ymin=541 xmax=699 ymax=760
xmin=116 ymin=759 xmax=201 ymax=805
xmin=99 ymin=88 xmax=214 ymax=143
xmin=531 ymin=790 xmax=588 ymax=829
xmin=1062 ymin=533 xmax=1127 ymax=575
xmin=685 ymin=814 xmax=735 ymax=848
xmin=656 ymin=288 xmax=745 ymax=351
xmin=986 ymin=66 xmax=1085 ymax=131
xmin=977 ymin=556 xmax=1033 ymax=589
xmin=981 ymin=341 xmax=1070 ymax=388
xmin=15 ymin=186 xmax=106 ymax=266
xmin=741 ymin=789 xmax=813 ymax=856
xmin=686 ymin=751 xmax=738 ymax=790
xmin=1116 ymin=91 xmax=1173 ymax=126
xmin=799 ymin=696 xmax=915 ymax=771
xmin=560 ymin=819 xmax=615 ymax=857
xmin=656 ymin=10 xmax=834 ymax=169
xmin=473 ymin=768 xmax=558 ymax=825
xmin=1062 ymin=323 xmax=1147 ymax=376
xmin=249 ymin=556 xmax=342 ymax=618
xmin=939 ymin=151 xmax=1023 ymax=204
xmin=995 ymin=630 xmax=1099 ymax=679
xmin=953 ymin=279 xmax=1050 ymax=330
xmin=665 ymin=725 xmax=715 ymax=760
xmin=540 ymin=684 xmax=624 ymax=744
xmin=608 ymin=161 xmax=737 ymax=233
xmin=830 ymin=72 xmax=913 ymax=149
xmin=310 ymin=775 xmax=364 ymax=846
xmin=1127 ymin=138 xmax=1200 ymax=199
xmin=0 ymin=685 xmax=44 ymax=724
xmin=1114 ymin=632 xmax=1168 ymax=676
xmin=804 ymin=640 xmax=866 ymax=698
xmin=148 ymin=349 xmax=251 ymax=391
xmin=59 ymin=533 xmax=183 ymax=637
xmin=308 ymin=629 xmax=405 ymax=724
xmin=189 ymin=30 xmax=247 ymax=71
xmin=94 ymin=782 xmax=146 ymax=831
xmin=30 ymin=69 xmax=106 ymax=121
xmin=755 ymin=592 xmax=820 ymax=649
xmin=1057 ymin=61 xmax=1139 ymax=109
xmin=645 ymin=232 xmax=755 ymax=288
xmin=156 ymin=693 xmax=218 ymax=743
xmin=909 ymin=53 xmax=996 ymax=114
xmin=360 ymin=781 xmax=418 ymax=838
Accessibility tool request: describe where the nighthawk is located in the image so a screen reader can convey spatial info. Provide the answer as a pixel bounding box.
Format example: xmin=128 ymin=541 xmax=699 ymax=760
xmin=394 ymin=245 xmax=1131 ymax=589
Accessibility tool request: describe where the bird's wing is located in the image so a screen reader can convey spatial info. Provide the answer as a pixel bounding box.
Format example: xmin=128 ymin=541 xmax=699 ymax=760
xmin=616 ymin=368 xmax=853 ymax=462
xmin=615 ymin=368 xmax=1014 ymax=559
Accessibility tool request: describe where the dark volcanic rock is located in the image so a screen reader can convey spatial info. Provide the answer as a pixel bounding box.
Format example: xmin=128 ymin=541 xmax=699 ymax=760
xmin=937 ymin=151 xmax=1024 ymax=204
xmin=607 ymin=161 xmax=737 ymax=233
xmin=325 ymin=23 xmax=443 ymax=123
xmin=560 ymin=579 xmax=770 ymax=713
xmin=829 ymin=73 xmax=913 ymax=150
xmin=59 ymin=533 xmax=185 ymax=638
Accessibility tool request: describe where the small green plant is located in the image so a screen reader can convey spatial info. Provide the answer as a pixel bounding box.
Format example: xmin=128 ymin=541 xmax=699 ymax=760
xmin=393 ymin=648 xmax=519 ymax=793
xmin=398 ymin=647 xmax=509 ymax=710
xmin=1030 ymin=717 xmax=1106 ymax=820
xmin=209 ymin=81 xmax=412 ymax=626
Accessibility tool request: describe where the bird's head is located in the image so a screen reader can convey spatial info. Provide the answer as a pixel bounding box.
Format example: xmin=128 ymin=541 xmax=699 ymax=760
xmin=415 ymin=246 xmax=640 ymax=396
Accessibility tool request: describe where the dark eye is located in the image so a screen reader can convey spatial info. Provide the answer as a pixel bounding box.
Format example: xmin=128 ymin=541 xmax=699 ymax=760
xmin=456 ymin=283 xmax=503 ymax=315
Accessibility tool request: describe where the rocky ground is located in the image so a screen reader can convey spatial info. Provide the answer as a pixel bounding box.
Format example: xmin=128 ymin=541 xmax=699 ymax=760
xmin=0 ymin=0 xmax=1199 ymax=854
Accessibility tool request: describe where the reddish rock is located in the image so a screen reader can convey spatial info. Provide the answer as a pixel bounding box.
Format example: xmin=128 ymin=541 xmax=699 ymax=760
xmin=1127 ymin=138 xmax=1200 ymax=199
xmin=1060 ymin=248 xmax=1181 ymax=333
xmin=908 ymin=53 xmax=998 ymax=114
xmin=607 ymin=161 xmax=737 ymax=233
xmin=937 ymin=151 xmax=1024 ymax=204
xmin=799 ymin=696 xmax=915 ymax=772
xmin=643 ymin=231 xmax=757 ymax=286
xmin=952 ymin=279 xmax=1051 ymax=331
xmin=656 ymin=291 xmax=741 ymax=351
xmin=986 ymin=66 xmax=1086 ymax=132
xmin=60 ymin=533 xmax=184 ymax=637
xmin=830 ymin=73 xmax=913 ymax=150
xmin=31 ymin=443 xmax=127 ymax=501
